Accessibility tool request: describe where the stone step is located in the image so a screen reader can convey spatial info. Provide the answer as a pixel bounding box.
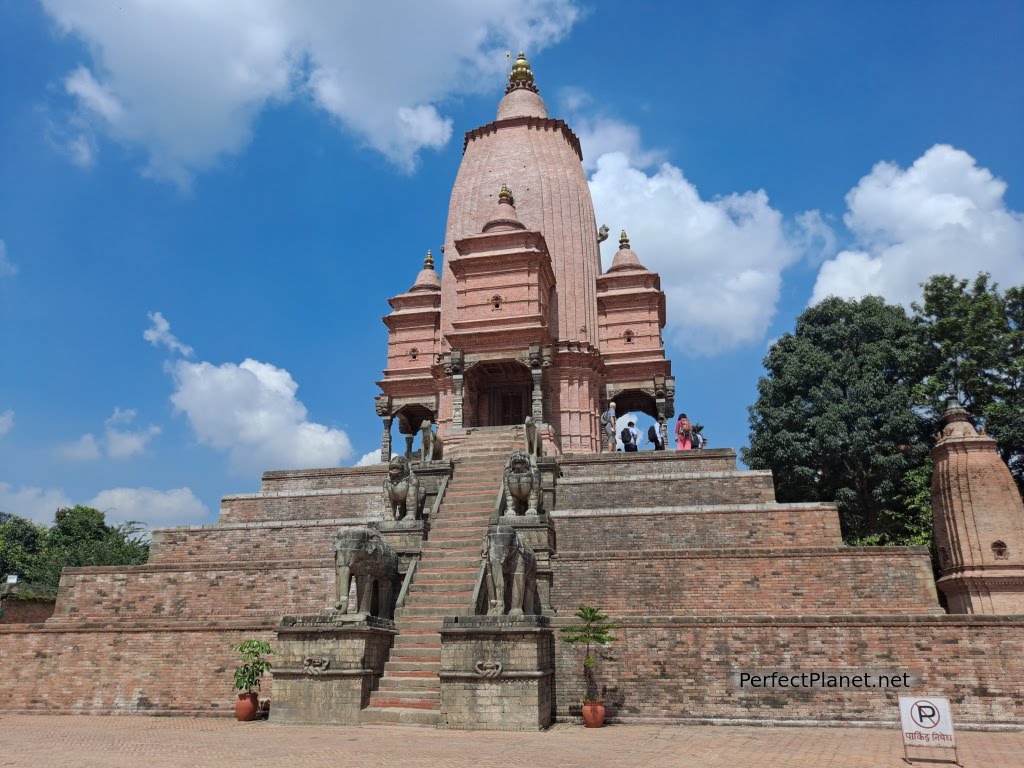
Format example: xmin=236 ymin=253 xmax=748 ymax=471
xmin=416 ymin=568 xmax=479 ymax=579
xmin=408 ymin=584 xmax=475 ymax=595
xmin=383 ymin=660 xmax=441 ymax=672
xmin=418 ymin=552 xmax=479 ymax=563
xmin=398 ymin=591 xmax=468 ymax=605
xmin=423 ymin=539 xmax=484 ymax=550
xmin=376 ymin=676 xmax=440 ymax=692
xmin=383 ymin=668 xmax=440 ymax=679
xmin=397 ymin=605 xmax=470 ymax=618
xmin=391 ymin=635 xmax=440 ymax=648
xmin=387 ymin=644 xmax=441 ymax=657
xmin=366 ymin=695 xmax=440 ymax=709
xmin=359 ymin=706 xmax=440 ymax=726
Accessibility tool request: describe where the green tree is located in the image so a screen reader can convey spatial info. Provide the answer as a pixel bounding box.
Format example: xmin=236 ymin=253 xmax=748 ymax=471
xmin=0 ymin=506 xmax=149 ymax=590
xmin=743 ymin=296 xmax=932 ymax=543
xmin=914 ymin=274 xmax=1024 ymax=488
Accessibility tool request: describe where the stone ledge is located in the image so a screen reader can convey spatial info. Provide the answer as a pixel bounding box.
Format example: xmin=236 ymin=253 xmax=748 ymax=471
xmin=61 ymin=558 xmax=332 ymax=575
xmin=156 ymin=516 xmax=381 ymax=533
xmin=223 ymin=488 xmax=379 ymax=501
xmin=556 ymin=545 xmax=931 ymax=560
xmin=557 ymin=469 xmax=772 ymax=484
xmin=547 ymin=614 xmax=1024 ymax=627
xmin=556 ymin=448 xmax=736 ymax=465
xmin=1 ymin=619 xmax=278 ymax=633
xmin=439 ymin=669 xmax=554 ymax=680
xmin=551 ymin=502 xmax=838 ymax=518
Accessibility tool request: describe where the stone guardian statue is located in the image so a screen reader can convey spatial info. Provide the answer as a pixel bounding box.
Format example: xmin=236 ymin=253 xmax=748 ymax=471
xmin=503 ymin=450 xmax=541 ymax=515
xmin=420 ymin=419 xmax=443 ymax=463
xmin=383 ymin=455 xmax=422 ymax=520
xmin=333 ymin=527 xmax=398 ymax=618
xmin=482 ymin=524 xmax=537 ymax=618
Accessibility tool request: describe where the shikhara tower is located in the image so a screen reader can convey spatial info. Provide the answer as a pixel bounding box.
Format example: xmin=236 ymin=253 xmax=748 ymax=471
xmin=376 ymin=54 xmax=675 ymax=457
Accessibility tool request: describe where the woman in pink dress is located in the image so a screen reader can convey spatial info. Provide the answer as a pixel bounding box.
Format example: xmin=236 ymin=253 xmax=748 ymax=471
xmin=675 ymin=413 xmax=693 ymax=450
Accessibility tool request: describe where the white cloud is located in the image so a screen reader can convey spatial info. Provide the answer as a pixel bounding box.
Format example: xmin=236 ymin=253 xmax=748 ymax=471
xmin=811 ymin=144 xmax=1024 ymax=306
xmin=170 ymin=357 xmax=353 ymax=475
xmin=0 ymin=410 xmax=12 ymax=436
xmin=86 ymin=486 xmax=210 ymax=528
xmin=104 ymin=407 xmax=160 ymax=459
xmin=0 ymin=482 xmax=73 ymax=525
xmin=57 ymin=433 xmax=101 ymax=461
xmin=589 ymin=151 xmax=809 ymax=354
xmin=0 ymin=240 xmax=17 ymax=278
xmin=42 ymin=0 xmax=581 ymax=181
xmin=576 ymin=116 xmax=664 ymax=172
xmin=354 ymin=449 xmax=384 ymax=467
xmin=143 ymin=311 xmax=194 ymax=357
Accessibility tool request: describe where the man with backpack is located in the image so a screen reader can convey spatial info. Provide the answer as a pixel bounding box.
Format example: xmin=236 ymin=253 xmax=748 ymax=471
xmin=645 ymin=420 xmax=665 ymax=450
xmin=621 ymin=420 xmax=639 ymax=452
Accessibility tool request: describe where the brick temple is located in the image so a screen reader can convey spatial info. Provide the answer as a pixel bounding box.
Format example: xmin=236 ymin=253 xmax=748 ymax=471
xmin=1 ymin=55 xmax=1021 ymax=729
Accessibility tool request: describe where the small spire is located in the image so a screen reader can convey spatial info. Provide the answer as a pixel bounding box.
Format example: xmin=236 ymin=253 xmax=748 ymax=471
xmin=423 ymin=249 xmax=434 ymax=270
xmin=619 ymin=230 xmax=630 ymax=249
xmin=505 ymin=51 xmax=539 ymax=94
xmin=498 ymin=184 xmax=515 ymax=207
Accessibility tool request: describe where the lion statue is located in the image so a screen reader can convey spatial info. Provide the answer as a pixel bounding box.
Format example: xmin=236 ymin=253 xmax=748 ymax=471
xmin=420 ymin=419 xmax=443 ymax=463
xmin=383 ymin=455 xmax=422 ymax=520
xmin=482 ymin=524 xmax=538 ymax=617
xmin=333 ymin=527 xmax=398 ymax=618
xmin=504 ymin=450 xmax=541 ymax=515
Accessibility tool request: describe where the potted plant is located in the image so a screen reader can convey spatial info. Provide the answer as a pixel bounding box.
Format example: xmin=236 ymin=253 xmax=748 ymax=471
xmin=232 ymin=639 xmax=273 ymax=721
xmin=560 ymin=605 xmax=618 ymax=727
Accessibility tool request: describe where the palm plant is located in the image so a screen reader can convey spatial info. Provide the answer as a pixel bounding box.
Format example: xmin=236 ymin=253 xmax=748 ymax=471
xmin=559 ymin=605 xmax=618 ymax=702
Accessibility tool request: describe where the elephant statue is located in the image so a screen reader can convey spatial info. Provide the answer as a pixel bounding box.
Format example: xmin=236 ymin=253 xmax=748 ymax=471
xmin=504 ymin=450 xmax=541 ymax=515
xmin=383 ymin=455 xmax=422 ymax=520
xmin=482 ymin=524 xmax=537 ymax=618
xmin=333 ymin=527 xmax=398 ymax=618
xmin=524 ymin=417 xmax=542 ymax=465
xmin=420 ymin=419 xmax=443 ymax=463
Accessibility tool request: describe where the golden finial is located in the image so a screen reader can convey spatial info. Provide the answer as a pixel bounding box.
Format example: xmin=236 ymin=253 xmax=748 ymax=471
xmin=498 ymin=184 xmax=515 ymax=206
xmin=509 ymin=52 xmax=534 ymax=84
xmin=619 ymin=229 xmax=630 ymax=249
xmin=424 ymin=249 xmax=434 ymax=269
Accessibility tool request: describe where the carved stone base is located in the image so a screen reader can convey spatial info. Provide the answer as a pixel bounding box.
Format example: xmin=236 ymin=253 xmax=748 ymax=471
xmin=270 ymin=614 xmax=397 ymax=725
xmin=438 ymin=615 xmax=553 ymax=730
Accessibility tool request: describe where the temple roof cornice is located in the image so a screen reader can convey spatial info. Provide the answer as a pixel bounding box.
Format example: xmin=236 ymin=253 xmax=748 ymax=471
xmin=463 ymin=116 xmax=583 ymax=162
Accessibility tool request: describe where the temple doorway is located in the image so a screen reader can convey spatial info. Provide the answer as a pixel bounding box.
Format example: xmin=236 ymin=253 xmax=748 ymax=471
xmin=465 ymin=360 xmax=532 ymax=427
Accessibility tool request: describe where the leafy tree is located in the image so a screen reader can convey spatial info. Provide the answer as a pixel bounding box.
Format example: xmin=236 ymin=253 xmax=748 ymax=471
xmin=915 ymin=274 xmax=1024 ymax=488
xmin=0 ymin=506 xmax=149 ymax=590
xmin=743 ymin=296 xmax=933 ymax=543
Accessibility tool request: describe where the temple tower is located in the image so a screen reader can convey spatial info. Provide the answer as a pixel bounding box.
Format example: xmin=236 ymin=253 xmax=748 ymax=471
xmin=378 ymin=54 xmax=675 ymax=456
xmin=931 ymin=398 xmax=1024 ymax=613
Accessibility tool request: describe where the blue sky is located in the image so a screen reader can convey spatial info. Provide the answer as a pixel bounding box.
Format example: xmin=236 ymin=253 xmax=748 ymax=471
xmin=1 ymin=1 xmax=1022 ymax=529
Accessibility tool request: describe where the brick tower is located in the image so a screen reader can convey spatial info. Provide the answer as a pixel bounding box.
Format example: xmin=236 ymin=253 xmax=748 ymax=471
xmin=376 ymin=53 xmax=675 ymax=456
xmin=932 ymin=398 xmax=1024 ymax=613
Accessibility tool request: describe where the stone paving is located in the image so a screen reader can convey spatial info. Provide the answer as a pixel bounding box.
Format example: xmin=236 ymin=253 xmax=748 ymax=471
xmin=0 ymin=716 xmax=1021 ymax=768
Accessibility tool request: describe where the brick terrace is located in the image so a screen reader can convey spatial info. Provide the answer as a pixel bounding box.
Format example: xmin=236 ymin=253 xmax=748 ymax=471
xmin=1 ymin=715 xmax=1021 ymax=768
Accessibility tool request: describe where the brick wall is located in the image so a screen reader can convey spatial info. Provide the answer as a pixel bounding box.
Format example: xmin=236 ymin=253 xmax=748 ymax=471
xmin=51 ymin=562 xmax=334 ymax=622
xmin=218 ymin=490 xmax=384 ymax=524
xmin=0 ymin=599 xmax=56 ymax=624
xmin=552 ymin=503 xmax=843 ymax=550
xmin=551 ymin=615 xmax=1024 ymax=727
xmin=260 ymin=466 xmax=386 ymax=492
xmin=556 ymin=471 xmax=777 ymax=509
xmin=150 ymin=520 xmax=374 ymax=564
xmin=550 ymin=547 xmax=941 ymax=615
xmin=0 ymin=622 xmax=276 ymax=714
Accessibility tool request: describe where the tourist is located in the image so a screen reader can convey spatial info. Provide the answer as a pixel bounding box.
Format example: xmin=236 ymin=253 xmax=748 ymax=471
xmin=645 ymin=421 xmax=665 ymax=450
xmin=600 ymin=401 xmax=617 ymax=452
xmin=675 ymin=413 xmax=694 ymax=450
xmin=622 ymin=420 xmax=639 ymax=452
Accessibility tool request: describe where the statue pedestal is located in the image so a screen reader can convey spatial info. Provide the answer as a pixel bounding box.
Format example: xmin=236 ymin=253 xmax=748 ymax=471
xmin=438 ymin=615 xmax=553 ymax=730
xmin=496 ymin=513 xmax=556 ymax=614
xmin=270 ymin=614 xmax=396 ymax=725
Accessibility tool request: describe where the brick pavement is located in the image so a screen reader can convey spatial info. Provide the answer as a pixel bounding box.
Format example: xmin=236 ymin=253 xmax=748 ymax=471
xmin=0 ymin=716 xmax=1020 ymax=768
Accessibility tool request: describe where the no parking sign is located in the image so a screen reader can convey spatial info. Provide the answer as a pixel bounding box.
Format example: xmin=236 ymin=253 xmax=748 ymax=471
xmin=899 ymin=696 xmax=959 ymax=764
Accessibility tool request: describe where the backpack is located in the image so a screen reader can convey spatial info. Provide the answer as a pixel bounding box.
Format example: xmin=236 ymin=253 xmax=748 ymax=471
xmin=620 ymin=426 xmax=633 ymax=445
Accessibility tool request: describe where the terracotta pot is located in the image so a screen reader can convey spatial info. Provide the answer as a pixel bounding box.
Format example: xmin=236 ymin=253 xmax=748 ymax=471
xmin=234 ymin=692 xmax=260 ymax=721
xmin=581 ymin=700 xmax=606 ymax=728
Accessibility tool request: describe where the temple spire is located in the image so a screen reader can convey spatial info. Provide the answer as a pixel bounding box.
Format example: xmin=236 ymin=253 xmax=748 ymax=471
xmin=506 ymin=51 xmax=539 ymax=94
xmin=423 ymin=249 xmax=435 ymax=270
xmin=619 ymin=230 xmax=630 ymax=249
xmin=498 ymin=183 xmax=515 ymax=207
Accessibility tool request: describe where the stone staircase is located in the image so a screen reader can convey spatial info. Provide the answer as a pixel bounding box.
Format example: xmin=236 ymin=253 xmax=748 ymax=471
xmin=360 ymin=427 xmax=522 ymax=726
